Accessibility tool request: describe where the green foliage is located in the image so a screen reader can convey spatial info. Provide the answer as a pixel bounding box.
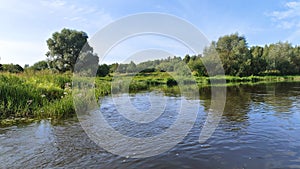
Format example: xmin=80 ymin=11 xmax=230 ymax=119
xmin=2 ymin=69 xmax=300 ymax=124
xmin=46 ymin=28 xmax=97 ymax=72
xmin=167 ymin=78 xmax=178 ymax=87
xmin=97 ymin=64 xmax=110 ymax=77
xmin=75 ymin=52 xmax=99 ymax=77
xmin=37 ymin=95 xmax=74 ymax=119
xmin=265 ymin=42 xmax=297 ymax=75
xmin=43 ymin=30 xmax=300 ymax=77
xmin=129 ymin=81 xmax=148 ymax=91
xmin=140 ymin=68 xmax=156 ymax=73
xmin=215 ymin=33 xmax=251 ymax=76
xmin=249 ymin=46 xmax=267 ymax=75
xmin=126 ymin=61 xmax=137 ymax=73
xmin=0 ymin=72 xmax=71 ymax=120
xmin=1 ymin=64 xmax=24 ymax=73
xmin=109 ymin=63 xmax=119 ymax=73
xmin=259 ymin=70 xmax=281 ymax=76
xmin=30 ymin=60 xmax=49 ymax=71
xmin=5 ymin=31 xmax=300 ymax=125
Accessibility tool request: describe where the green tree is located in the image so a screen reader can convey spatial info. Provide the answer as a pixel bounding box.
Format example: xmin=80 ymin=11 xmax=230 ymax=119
xmin=97 ymin=64 xmax=110 ymax=77
xmin=292 ymin=46 xmax=300 ymax=74
xmin=249 ymin=46 xmax=267 ymax=75
xmin=126 ymin=61 xmax=137 ymax=73
xmin=46 ymin=28 xmax=93 ymax=72
xmin=30 ymin=60 xmax=49 ymax=71
xmin=174 ymin=62 xmax=191 ymax=76
xmin=266 ymin=42 xmax=296 ymax=75
xmin=109 ymin=63 xmax=119 ymax=73
xmin=183 ymin=54 xmax=191 ymax=63
xmin=1 ymin=64 xmax=23 ymax=73
xmin=216 ymin=33 xmax=250 ymax=76
xmin=187 ymin=55 xmax=207 ymax=76
xmin=202 ymin=41 xmax=224 ymax=76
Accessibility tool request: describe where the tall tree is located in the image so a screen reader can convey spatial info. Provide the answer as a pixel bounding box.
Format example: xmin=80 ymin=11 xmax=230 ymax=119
xmin=249 ymin=46 xmax=267 ymax=75
xmin=266 ymin=42 xmax=296 ymax=75
xmin=216 ymin=33 xmax=250 ymax=76
xmin=46 ymin=28 xmax=94 ymax=72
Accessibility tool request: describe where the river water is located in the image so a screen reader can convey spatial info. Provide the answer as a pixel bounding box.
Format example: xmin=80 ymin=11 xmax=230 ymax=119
xmin=1 ymin=82 xmax=300 ymax=168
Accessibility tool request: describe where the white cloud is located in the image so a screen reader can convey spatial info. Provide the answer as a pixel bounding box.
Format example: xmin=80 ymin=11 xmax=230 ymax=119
xmin=40 ymin=0 xmax=113 ymax=30
xmin=40 ymin=0 xmax=66 ymax=8
xmin=268 ymin=1 xmax=300 ymax=29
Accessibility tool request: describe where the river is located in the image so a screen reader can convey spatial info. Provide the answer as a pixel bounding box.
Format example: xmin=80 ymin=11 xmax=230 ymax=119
xmin=1 ymin=82 xmax=300 ymax=168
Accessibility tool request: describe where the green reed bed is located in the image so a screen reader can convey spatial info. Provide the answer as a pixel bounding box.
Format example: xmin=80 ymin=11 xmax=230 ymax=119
xmin=0 ymin=72 xmax=74 ymax=125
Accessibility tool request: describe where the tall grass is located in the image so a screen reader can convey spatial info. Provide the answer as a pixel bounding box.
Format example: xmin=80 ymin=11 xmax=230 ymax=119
xmin=0 ymin=72 xmax=72 ymax=121
xmin=36 ymin=95 xmax=74 ymax=119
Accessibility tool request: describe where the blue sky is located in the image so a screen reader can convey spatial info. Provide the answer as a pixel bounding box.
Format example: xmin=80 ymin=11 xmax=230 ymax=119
xmin=1 ymin=0 xmax=300 ymax=66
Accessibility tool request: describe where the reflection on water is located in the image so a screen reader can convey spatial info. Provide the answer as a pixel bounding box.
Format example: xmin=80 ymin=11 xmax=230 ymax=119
xmin=1 ymin=82 xmax=300 ymax=168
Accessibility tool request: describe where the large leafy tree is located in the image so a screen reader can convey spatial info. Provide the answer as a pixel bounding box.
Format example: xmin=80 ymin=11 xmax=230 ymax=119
xmin=216 ymin=33 xmax=250 ymax=76
xmin=46 ymin=28 xmax=94 ymax=72
xmin=266 ymin=42 xmax=296 ymax=75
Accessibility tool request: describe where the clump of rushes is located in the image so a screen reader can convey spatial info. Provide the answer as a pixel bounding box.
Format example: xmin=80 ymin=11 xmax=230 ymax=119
xmin=0 ymin=80 xmax=65 ymax=119
xmin=0 ymin=72 xmax=70 ymax=120
xmin=129 ymin=81 xmax=149 ymax=92
xmin=36 ymin=95 xmax=74 ymax=119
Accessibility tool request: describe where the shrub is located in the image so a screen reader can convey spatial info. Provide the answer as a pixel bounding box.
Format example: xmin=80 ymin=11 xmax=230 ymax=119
xmin=167 ymin=78 xmax=178 ymax=87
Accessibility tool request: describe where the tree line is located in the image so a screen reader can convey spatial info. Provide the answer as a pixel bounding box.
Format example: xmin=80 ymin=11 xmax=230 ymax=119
xmin=2 ymin=28 xmax=300 ymax=77
xmin=97 ymin=33 xmax=300 ymax=77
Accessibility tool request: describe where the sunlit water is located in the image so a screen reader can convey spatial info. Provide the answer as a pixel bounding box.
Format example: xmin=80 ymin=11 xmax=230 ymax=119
xmin=1 ymin=82 xmax=300 ymax=168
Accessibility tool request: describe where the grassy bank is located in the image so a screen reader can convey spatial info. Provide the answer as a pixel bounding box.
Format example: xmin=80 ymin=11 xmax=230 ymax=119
xmin=2 ymin=70 xmax=300 ymax=126
xmin=0 ymin=71 xmax=73 ymax=125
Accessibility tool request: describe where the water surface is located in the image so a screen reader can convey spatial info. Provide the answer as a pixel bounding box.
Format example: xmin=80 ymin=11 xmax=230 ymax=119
xmin=1 ymin=82 xmax=300 ymax=168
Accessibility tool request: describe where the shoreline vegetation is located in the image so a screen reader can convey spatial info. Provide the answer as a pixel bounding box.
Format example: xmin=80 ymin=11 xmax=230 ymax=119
xmin=3 ymin=29 xmax=300 ymax=126
xmin=2 ymin=70 xmax=300 ymax=126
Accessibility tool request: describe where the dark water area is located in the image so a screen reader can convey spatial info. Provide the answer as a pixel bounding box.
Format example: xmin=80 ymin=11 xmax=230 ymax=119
xmin=1 ymin=82 xmax=300 ymax=168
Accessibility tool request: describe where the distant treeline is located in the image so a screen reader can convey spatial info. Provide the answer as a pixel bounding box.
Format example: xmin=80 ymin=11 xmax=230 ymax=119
xmin=110 ymin=33 xmax=300 ymax=77
xmin=3 ymin=33 xmax=300 ymax=77
xmin=0 ymin=64 xmax=24 ymax=73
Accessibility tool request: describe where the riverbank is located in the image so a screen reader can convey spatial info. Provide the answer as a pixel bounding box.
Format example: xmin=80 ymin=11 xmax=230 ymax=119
xmin=2 ymin=70 xmax=300 ymax=126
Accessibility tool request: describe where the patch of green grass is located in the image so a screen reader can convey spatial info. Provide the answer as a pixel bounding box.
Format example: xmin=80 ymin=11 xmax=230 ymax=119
xmin=36 ymin=95 xmax=74 ymax=119
xmin=0 ymin=72 xmax=71 ymax=121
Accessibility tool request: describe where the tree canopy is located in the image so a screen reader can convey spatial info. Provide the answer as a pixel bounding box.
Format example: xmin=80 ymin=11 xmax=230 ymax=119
xmin=30 ymin=60 xmax=49 ymax=71
xmin=0 ymin=64 xmax=23 ymax=73
xmin=46 ymin=28 xmax=95 ymax=72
